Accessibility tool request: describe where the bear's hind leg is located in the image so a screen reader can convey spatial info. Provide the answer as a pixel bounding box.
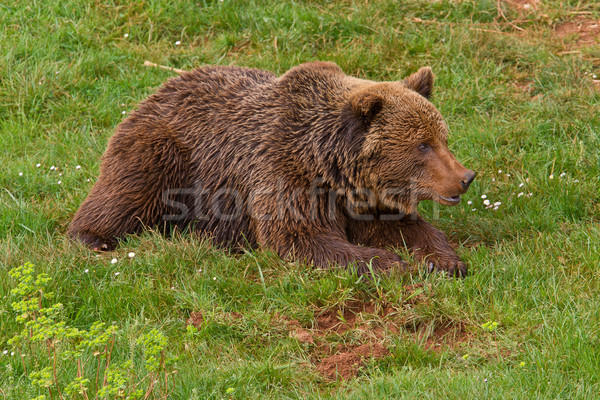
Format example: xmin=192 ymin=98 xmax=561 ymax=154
xmin=68 ymin=184 xmax=142 ymax=251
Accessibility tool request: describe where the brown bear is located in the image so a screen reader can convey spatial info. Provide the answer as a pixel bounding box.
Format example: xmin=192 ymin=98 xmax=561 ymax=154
xmin=68 ymin=61 xmax=475 ymax=276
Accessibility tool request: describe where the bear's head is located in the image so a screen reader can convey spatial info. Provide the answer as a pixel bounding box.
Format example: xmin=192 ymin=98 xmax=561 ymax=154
xmin=341 ymin=67 xmax=475 ymax=214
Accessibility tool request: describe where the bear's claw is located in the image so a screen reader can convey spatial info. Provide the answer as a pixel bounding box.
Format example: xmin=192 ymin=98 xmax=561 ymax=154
xmin=427 ymin=259 xmax=468 ymax=278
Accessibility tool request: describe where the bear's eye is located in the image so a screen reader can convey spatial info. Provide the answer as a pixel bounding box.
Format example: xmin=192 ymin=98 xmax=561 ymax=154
xmin=418 ymin=143 xmax=430 ymax=152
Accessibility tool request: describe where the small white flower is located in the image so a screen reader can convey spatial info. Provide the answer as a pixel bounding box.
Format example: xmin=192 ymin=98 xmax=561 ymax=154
xmin=36 ymin=163 xmax=41 ymax=167
xmin=519 ymin=183 xmax=525 ymax=188
xmin=493 ymin=206 xmax=499 ymax=210
xmin=10 ymin=352 xmax=14 ymax=356
xmin=124 ymin=33 xmax=129 ymax=38
xmin=50 ymin=165 xmax=56 ymax=170
xmin=498 ymin=169 xmax=502 ymax=173
xmin=2 ymin=350 xmax=7 ymax=355
xmin=471 ymin=208 xmax=477 ymax=211
xmin=213 ymin=277 xmax=217 ymax=280
xmin=594 ymin=74 xmax=598 ymax=79
xmin=87 ymin=179 xmax=91 ymax=182
xmin=18 ymin=172 xmax=23 ymax=176
xmin=527 ymin=193 xmax=533 ymax=197
xmin=55 ymin=71 xmax=59 ymax=75
xmin=175 ymin=40 xmax=181 ymax=46
xmin=467 ymin=201 xmax=472 ymax=205
xmin=111 ymin=258 xmax=118 ymax=264
xmin=549 ymin=174 xmax=554 ymax=179
xmin=560 ymin=172 xmax=566 ymax=178
xmin=491 ymin=178 xmax=495 ymax=182
xmin=121 ymin=110 xmax=126 ymax=115
xmin=128 ymin=252 xmax=135 ymax=258
xmin=76 ymin=165 xmax=81 ymax=170
xmin=481 ymin=195 xmax=487 ymax=199
xmin=57 ymin=180 xmax=62 ymax=184
xmin=198 ymin=269 xmax=202 ymax=273
xmin=84 ymin=269 xmax=89 ymax=273
xmin=523 ymin=3 xmax=531 ymax=9
xmin=483 ymin=199 xmax=490 ymax=206
xmin=573 ymin=179 xmax=580 ymax=183
xmin=518 ymin=192 xmax=524 ymax=197
xmin=115 ymin=272 xmax=120 ymax=276
xmin=59 ymin=173 xmax=62 ymax=176
xmin=494 ymin=201 xmax=501 ymax=206
xmin=484 ymin=378 xmax=488 ymax=383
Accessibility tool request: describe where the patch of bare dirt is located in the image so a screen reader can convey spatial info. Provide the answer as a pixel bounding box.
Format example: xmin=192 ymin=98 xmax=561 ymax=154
xmin=283 ymin=285 xmax=470 ymax=380
xmin=287 ymin=319 xmax=315 ymax=344
xmin=314 ymin=300 xmax=379 ymax=333
xmin=186 ymin=311 xmax=204 ymax=329
xmin=354 ymin=342 xmax=390 ymax=358
xmin=556 ymin=16 xmax=600 ymax=47
xmin=317 ymin=352 xmax=363 ymax=380
xmin=281 ymin=300 xmax=400 ymax=380
xmin=315 ymin=342 xmax=391 ymax=380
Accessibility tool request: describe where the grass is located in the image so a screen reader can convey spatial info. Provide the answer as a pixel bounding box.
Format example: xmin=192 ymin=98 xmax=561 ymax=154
xmin=2 ymin=0 xmax=600 ymax=398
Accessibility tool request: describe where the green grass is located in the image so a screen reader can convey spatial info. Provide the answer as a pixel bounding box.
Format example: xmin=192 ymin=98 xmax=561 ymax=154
xmin=2 ymin=0 xmax=600 ymax=398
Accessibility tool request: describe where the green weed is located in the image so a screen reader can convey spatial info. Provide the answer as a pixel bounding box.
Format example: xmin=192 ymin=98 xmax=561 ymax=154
xmin=5 ymin=263 xmax=177 ymax=399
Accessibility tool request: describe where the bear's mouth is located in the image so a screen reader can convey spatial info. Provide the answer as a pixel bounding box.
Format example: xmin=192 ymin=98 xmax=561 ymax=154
xmin=437 ymin=195 xmax=461 ymax=206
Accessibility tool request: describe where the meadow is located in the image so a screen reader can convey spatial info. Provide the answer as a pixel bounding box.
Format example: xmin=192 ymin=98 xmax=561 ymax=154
xmin=1 ymin=0 xmax=600 ymax=398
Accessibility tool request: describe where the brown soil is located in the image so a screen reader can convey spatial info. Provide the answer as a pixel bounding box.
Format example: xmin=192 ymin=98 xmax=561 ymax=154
xmin=317 ymin=352 xmax=363 ymax=380
xmin=314 ymin=300 xmax=379 ymax=333
xmin=556 ymin=16 xmax=600 ymax=47
xmin=287 ymin=319 xmax=315 ymax=344
xmin=285 ymin=285 xmax=468 ymax=380
xmin=186 ymin=311 xmax=204 ymax=329
xmin=314 ymin=342 xmax=391 ymax=380
xmin=354 ymin=342 xmax=390 ymax=358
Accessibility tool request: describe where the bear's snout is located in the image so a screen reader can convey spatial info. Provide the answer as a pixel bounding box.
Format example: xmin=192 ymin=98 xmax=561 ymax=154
xmin=460 ymin=169 xmax=476 ymax=191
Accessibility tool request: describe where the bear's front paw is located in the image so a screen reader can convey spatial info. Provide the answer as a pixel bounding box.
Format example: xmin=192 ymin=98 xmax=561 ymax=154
xmin=427 ymin=258 xmax=468 ymax=278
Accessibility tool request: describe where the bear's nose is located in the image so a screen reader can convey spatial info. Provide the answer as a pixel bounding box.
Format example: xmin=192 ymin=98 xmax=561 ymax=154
xmin=461 ymin=170 xmax=476 ymax=190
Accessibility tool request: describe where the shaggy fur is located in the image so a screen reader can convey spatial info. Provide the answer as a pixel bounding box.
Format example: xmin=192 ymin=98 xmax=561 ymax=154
xmin=69 ymin=61 xmax=475 ymax=276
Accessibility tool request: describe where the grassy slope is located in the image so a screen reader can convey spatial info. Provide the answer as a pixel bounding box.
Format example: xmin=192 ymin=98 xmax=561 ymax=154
xmin=1 ymin=0 xmax=600 ymax=398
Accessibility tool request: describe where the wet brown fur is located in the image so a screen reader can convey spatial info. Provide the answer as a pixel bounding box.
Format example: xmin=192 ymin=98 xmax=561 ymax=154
xmin=68 ymin=61 xmax=474 ymax=276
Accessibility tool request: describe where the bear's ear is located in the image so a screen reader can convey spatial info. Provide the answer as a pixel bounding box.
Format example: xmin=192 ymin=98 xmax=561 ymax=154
xmin=403 ymin=67 xmax=434 ymax=99
xmin=346 ymin=92 xmax=384 ymax=126
xmin=339 ymin=92 xmax=383 ymax=154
